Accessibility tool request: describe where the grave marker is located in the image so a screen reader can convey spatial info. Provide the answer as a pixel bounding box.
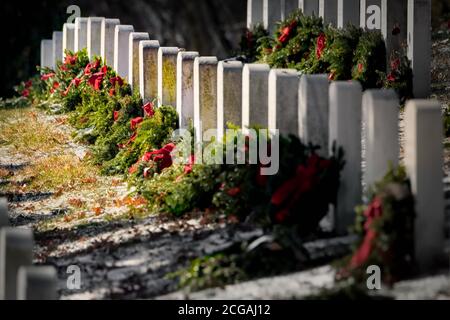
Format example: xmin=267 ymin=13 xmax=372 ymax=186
xmin=139 ymin=40 xmax=160 ymax=103
xmin=17 ymin=266 xmax=58 ymax=300
xmin=404 ymin=99 xmax=444 ymax=271
xmin=337 ymin=0 xmax=360 ymax=28
xmin=177 ymin=51 xmax=199 ymax=129
xmin=194 ymin=57 xmax=218 ymax=143
xmin=40 ymin=40 xmax=53 ymax=70
xmin=101 ymin=18 xmax=120 ymax=66
xmin=0 ymin=228 xmax=33 ymax=300
xmin=114 ymin=25 xmax=134 ymax=79
xmin=242 ymin=64 xmax=270 ymax=131
xmin=87 ymin=17 xmax=104 ymax=59
xmin=263 ymin=0 xmax=283 ymax=32
xmin=362 ymin=89 xmax=399 ymax=188
xmin=62 ymin=23 xmax=75 ymax=57
xmin=299 ymin=0 xmax=320 ymax=16
xmin=268 ymin=68 xmax=301 ymax=136
xmin=217 ymin=61 xmax=243 ymax=140
xmin=129 ymin=32 xmax=149 ymax=90
xmin=52 ymin=31 xmax=63 ymax=69
xmin=329 ymin=81 xmax=363 ymax=235
xmin=298 ymin=74 xmax=329 ymax=156
xmin=74 ymin=17 xmax=88 ymax=52
xmin=157 ymin=47 xmax=179 ymax=107
xmin=381 ymin=0 xmax=407 ymax=60
xmin=319 ymin=0 xmax=338 ymax=25
xmin=247 ymin=0 xmax=264 ymax=28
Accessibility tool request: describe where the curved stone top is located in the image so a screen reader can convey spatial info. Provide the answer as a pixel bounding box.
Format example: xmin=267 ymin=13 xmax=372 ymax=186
xmin=75 ymin=17 xmax=88 ymax=23
xmin=243 ymin=63 xmax=270 ymax=73
xmin=104 ymin=18 xmax=120 ymax=25
xmin=159 ymin=47 xmax=180 ymax=55
xmin=63 ymin=23 xmax=76 ymax=30
xmin=130 ymin=32 xmax=150 ymax=40
xmin=140 ymin=40 xmax=160 ymax=49
xmin=115 ymin=25 xmax=134 ymax=32
xmin=88 ymin=17 xmax=105 ymax=23
xmin=269 ymin=68 xmax=301 ymax=78
xmin=178 ymin=51 xmax=199 ymax=61
xmin=0 ymin=227 xmax=33 ymax=249
xmin=219 ymin=60 xmax=243 ymax=70
xmin=18 ymin=266 xmax=57 ymax=281
xmin=195 ymin=56 xmax=218 ymax=65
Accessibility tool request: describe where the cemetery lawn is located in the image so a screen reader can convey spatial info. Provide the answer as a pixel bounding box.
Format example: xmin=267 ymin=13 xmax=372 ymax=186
xmin=0 ymin=106 xmax=255 ymax=299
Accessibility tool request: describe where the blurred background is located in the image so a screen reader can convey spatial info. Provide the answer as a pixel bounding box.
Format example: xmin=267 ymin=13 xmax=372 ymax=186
xmin=0 ymin=0 xmax=449 ymax=97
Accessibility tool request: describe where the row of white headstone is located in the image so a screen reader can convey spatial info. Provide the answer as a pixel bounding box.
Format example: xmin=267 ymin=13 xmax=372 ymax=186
xmin=0 ymin=198 xmax=57 ymax=300
xmin=247 ymin=0 xmax=431 ymax=99
xmin=41 ymin=14 xmax=444 ymax=272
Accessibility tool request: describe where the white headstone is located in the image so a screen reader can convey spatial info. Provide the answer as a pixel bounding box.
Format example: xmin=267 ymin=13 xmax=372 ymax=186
xmin=52 ymin=31 xmax=63 ymax=69
xmin=129 ymin=32 xmax=149 ymax=90
xmin=114 ymin=25 xmax=134 ymax=79
xmin=329 ymin=81 xmax=362 ymax=235
xmin=404 ymin=99 xmax=444 ymax=271
xmin=217 ymin=61 xmax=243 ymax=140
xmin=40 ymin=40 xmax=53 ymax=70
xmin=362 ymin=89 xmax=398 ymax=188
xmin=62 ymin=23 xmax=75 ymax=57
xmin=263 ymin=0 xmax=283 ymax=32
xmin=87 ymin=17 xmax=104 ymax=60
xmin=101 ymin=18 xmax=120 ymax=66
xmin=157 ymin=47 xmax=179 ymax=107
xmin=17 ymin=266 xmax=58 ymax=300
xmin=299 ymin=0 xmax=320 ymax=15
xmin=337 ymin=0 xmax=360 ymax=28
xmin=194 ymin=57 xmax=218 ymax=143
xmin=0 ymin=198 xmax=9 ymax=228
xmin=247 ymin=0 xmax=265 ymax=28
xmin=242 ymin=64 xmax=270 ymax=131
xmin=319 ymin=0 xmax=338 ymax=25
xmin=139 ymin=40 xmax=160 ymax=103
xmin=268 ymin=68 xmax=301 ymax=136
xmin=0 ymin=228 xmax=33 ymax=300
xmin=74 ymin=17 xmax=88 ymax=52
xmin=177 ymin=51 xmax=199 ymax=129
xmin=407 ymin=0 xmax=431 ymax=98
xmin=298 ymin=74 xmax=329 ymax=156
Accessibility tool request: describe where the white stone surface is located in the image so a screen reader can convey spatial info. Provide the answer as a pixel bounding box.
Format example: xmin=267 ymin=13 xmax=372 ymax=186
xmin=74 ymin=17 xmax=88 ymax=52
xmin=247 ymin=0 xmax=264 ymax=28
xmin=157 ymin=47 xmax=179 ymax=107
xmin=177 ymin=51 xmax=199 ymax=129
xmin=114 ymin=25 xmax=134 ymax=79
xmin=407 ymin=0 xmax=431 ymax=98
xmin=139 ymin=40 xmax=160 ymax=103
xmin=329 ymin=81 xmax=362 ymax=235
xmin=217 ymin=61 xmax=243 ymax=140
xmin=362 ymin=89 xmax=399 ymax=188
xmin=404 ymin=99 xmax=444 ymax=271
xmin=319 ymin=0 xmax=338 ymax=25
xmin=0 ymin=198 xmax=8 ymax=228
xmin=242 ymin=64 xmax=270 ymax=131
xmin=337 ymin=0 xmax=360 ymax=28
xmin=17 ymin=266 xmax=58 ymax=300
xmin=298 ymin=74 xmax=329 ymax=156
xmin=0 ymin=228 xmax=33 ymax=300
xmin=40 ymin=40 xmax=53 ymax=70
xmin=101 ymin=18 xmax=120 ymax=66
xmin=62 ymin=23 xmax=75 ymax=57
xmin=263 ymin=0 xmax=283 ymax=32
xmin=194 ymin=57 xmax=218 ymax=143
xmin=129 ymin=32 xmax=149 ymax=90
xmin=299 ymin=0 xmax=320 ymax=15
xmin=52 ymin=31 xmax=63 ymax=69
xmin=87 ymin=17 xmax=104 ymax=59
xmin=268 ymin=68 xmax=301 ymax=136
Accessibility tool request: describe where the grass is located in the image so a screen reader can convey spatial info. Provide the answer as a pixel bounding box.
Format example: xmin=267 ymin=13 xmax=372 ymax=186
xmin=0 ymin=107 xmax=68 ymax=155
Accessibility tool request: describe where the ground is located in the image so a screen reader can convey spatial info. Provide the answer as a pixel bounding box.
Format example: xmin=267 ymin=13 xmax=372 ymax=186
xmin=0 ymin=27 xmax=450 ymax=300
